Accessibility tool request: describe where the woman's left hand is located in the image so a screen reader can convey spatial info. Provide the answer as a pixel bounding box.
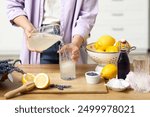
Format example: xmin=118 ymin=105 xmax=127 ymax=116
xmin=58 ymin=43 xmax=80 ymax=63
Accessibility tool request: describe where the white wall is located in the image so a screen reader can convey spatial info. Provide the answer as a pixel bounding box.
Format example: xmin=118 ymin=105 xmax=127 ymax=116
xmin=89 ymin=0 xmax=149 ymax=53
xmin=0 ymin=0 xmax=22 ymax=55
xmin=0 ymin=0 xmax=149 ymax=55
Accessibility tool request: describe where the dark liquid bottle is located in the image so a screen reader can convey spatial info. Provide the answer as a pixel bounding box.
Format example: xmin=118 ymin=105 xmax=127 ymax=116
xmin=117 ymin=49 xmax=130 ymax=80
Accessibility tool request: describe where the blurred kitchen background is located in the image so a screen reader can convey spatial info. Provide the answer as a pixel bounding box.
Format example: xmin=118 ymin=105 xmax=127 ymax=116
xmin=0 ymin=0 xmax=149 ymax=63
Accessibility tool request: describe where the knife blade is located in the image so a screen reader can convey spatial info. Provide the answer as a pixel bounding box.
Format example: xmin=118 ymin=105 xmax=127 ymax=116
xmin=7 ymin=73 xmax=13 ymax=83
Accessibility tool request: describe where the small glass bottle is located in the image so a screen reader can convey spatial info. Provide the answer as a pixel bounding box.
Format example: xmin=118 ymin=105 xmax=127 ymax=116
xmin=117 ymin=40 xmax=130 ymax=80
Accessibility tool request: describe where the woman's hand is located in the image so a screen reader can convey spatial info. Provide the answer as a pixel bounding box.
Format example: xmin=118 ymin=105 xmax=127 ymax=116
xmin=58 ymin=35 xmax=84 ymax=63
xmin=23 ymin=23 xmax=37 ymax=52
xmin=13 ymin=16 xmax=36 ymax=51
xmin=24 ymin=24 xmax=37 ymax=51
xmin=24 ymin=24 xmax=36 ymax=39
xmin=13 ymin=16 xmax=36 ymax=38
xmin=58 ymin=43 xmax=80 ymax=63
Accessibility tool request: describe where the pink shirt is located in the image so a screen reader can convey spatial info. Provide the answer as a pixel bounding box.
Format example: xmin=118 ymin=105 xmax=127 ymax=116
xmin=6 ymin=0 xmax=98 ymax=64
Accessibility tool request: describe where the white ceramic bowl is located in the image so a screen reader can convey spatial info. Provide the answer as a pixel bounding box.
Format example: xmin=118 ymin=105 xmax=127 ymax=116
xmin=85 ymin=71 xmax=100 ymax=84
xmin=86 ymin=43 xmax=119 ymax=66
xmin=106 ymin=78 xmax=130 ymax=92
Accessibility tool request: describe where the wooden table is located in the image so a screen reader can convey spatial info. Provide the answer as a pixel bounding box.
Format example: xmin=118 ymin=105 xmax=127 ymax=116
xmin=0 ymin=64 xmax=150 ymax=100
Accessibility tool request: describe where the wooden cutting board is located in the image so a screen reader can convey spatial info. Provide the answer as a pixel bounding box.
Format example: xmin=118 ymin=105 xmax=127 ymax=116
xmin=0 ymin=72 xmax=108 ymax=95
xmin=27 ymin=72 xmax=108 ymax=94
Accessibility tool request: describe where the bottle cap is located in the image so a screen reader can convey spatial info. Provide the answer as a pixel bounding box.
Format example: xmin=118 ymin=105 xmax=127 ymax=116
xmin=119 ymin=39 xmax=128 ymax=51
xmin=120 ymin=39 xmax=126 ymax=43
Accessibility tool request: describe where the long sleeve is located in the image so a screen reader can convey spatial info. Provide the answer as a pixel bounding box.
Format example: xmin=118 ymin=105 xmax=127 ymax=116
xmin=72 ymin=0 xmax=98 ymax=40
xmin=6 ymin=0 xmax=26 ymax=24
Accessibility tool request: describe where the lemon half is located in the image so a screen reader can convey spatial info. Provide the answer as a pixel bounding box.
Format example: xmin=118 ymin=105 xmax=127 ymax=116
xmin=22 ymin=73 xmax=35 ymax=84
xmin=34 ymin=73 xmax=50 ymax=89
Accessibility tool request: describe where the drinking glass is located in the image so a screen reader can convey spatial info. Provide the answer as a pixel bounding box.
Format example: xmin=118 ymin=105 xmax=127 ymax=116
xmin=59 ymin=45 xmax=76 ymax=80
xmin=128 ymin=54 xmax=150 ymax=93
xmin=132 ymin=55 xmax=149 ymax=75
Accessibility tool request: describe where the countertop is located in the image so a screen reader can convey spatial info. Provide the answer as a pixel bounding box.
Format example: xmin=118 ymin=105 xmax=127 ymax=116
xmin=0 ymin=64 xmax=150 ymax=100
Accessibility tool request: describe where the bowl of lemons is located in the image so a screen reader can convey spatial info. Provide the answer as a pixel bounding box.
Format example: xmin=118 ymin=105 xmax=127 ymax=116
xmin=86 ymin=35 xmax=131 ymax=66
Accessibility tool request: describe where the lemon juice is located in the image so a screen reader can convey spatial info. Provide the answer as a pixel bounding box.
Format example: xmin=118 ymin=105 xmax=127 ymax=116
xmin=28 ymin=32 xmax=61 ymax=52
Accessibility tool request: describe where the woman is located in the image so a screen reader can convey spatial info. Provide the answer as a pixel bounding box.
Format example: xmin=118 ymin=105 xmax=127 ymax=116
xmin=6 ymin=0 xmax=98 ymax=64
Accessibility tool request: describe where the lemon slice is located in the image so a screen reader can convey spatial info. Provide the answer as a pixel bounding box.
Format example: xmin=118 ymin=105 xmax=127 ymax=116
xmin=34 ymin=73 xmax=50 ymax=89
xmin=22 ymin=73 xmax=35 ymax=84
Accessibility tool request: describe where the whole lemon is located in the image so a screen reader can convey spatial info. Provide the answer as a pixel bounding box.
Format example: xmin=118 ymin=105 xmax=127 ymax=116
xmin=94 ymin=42 xmax=100 ymax=50
xmin=101 ymin=64 xmax=117 ymax=79
xmin=105 ymin=46 xmax=119 ymax=52
xmin=96 ymin=48 xmax=105 ymax=52
xmin=97 ymin=35 xmax=116 ymax=50
xmin=94 ymin=42 xmax=105 ymax=51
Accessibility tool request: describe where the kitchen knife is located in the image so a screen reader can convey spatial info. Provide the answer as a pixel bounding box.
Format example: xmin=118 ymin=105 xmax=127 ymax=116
xmin=7 ymin=73 xmax=13 ymax=83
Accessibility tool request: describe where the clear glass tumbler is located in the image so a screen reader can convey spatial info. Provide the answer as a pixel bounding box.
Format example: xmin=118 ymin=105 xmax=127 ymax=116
xmin=132 ymin=54 xmax=149 ymax=75
xmin=129 ymin=54 xmax=150 ymax=93
xmin=59 ymin=45 xmax=76 ymax=80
